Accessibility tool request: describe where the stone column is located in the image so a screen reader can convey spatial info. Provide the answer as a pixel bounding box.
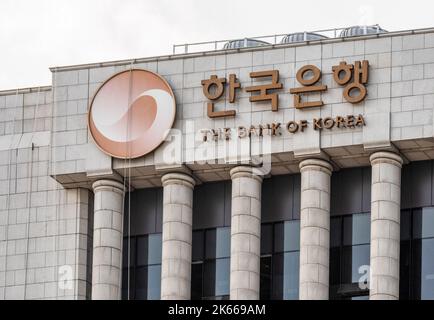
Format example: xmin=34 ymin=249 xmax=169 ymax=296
xmin=299 ymin=159 xmax=332 ymax=300
xmin=229 ymin=166 xmax=263 ymax=300
xmin=160 ymin=172 xmax=195 ymax=300
xmin=369 ymin=152 xmax=403 ymax=300
xmin=91 ymin=179 xmax=125 ymax=300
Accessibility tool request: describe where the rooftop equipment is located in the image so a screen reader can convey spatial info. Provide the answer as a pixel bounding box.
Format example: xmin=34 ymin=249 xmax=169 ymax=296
xmin=223 ymin=38 xmax=270 ymax=49
xmin=280 ymin=32 xmax=328 ymax=43
xmin=340 ymin=25 xmax=387 ymax=37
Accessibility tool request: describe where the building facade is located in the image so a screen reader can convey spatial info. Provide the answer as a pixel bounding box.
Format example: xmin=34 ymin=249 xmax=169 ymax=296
xmin=1 ymin=27 xmax=434 ymax=300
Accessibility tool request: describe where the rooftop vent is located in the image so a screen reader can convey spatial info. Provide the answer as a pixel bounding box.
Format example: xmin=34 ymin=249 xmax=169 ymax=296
xmin=223 ymin=38 xmax=270 ymax=50
xmin=340 ymin=25 xmax=387 ymax=37
xmin=280 ymin=32 xmax=328 ymax=44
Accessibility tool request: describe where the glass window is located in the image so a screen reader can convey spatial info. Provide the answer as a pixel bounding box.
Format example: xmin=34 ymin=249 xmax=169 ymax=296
xmin=192 ymin=231 xmax=204 ymax=262
xmin=260 ymin=257 xmax=272 ymax=300
xmin=261 ymin=224 xmax=273 ymax=255
xmin=147 ymin=265 xmax=161 ymax=300
xmin=420 ymin=238 xmax=434 ymax=300
xmin=191 ymin=263 xmax=203 ymax=300
xmin=121 ymin=233 xmax=162 ymax=300
xmin=330 ymin=213 xmax=370 ymax=300
xmin=261 ymin=221 xmax=300 ymax=300
xmin=282 ymin=252 xmax=299 ymax=300
xmin=400 ymin=207 xmax=434 ymax=300
xmin=414 ymin=208 xmax=434 ymax=239
xmin=216 ymin=228 xmax=230 ymax=258
xmin=401 ymin=210 xmax=412 ymax=241
xmin=343 ymin=213 xmax=370 ymax=246
xmin=342 ymin=244 xmax=370 ymax=284
xmin=148 ymin=234 xmax=162 ymax=265
xmin=283 ymin=221 xmax=300 ymax=252
xmin=135 ymin=267 xmax=148 ymax=300
xmin=271 ymin=252 xmax=299 ymax=300
xmin=191 ymin=227 xmax=230 ymax=300
xmin=330 ymin=217 xmax=342 ymax=248
xmin=215 ymin=258 xmax=230 ymax=296
xmin=274 ymin=221 xmax=300 ymax=253
xmin=136 ymin=236 xmax=149 ymax=266
xmin=123 ymin=237 xmax=136 ymax=268
xmin=121 ymin=267 xmax=134 ymax=300
xmin=205 ymin=229 xmax=217 ymax=260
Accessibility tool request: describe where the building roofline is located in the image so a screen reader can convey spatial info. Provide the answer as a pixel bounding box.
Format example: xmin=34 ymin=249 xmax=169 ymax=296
xmin=0 ymin=85 xmax=52 ymax=97
xmin=49 ymin=26 xmax=434 ymax=72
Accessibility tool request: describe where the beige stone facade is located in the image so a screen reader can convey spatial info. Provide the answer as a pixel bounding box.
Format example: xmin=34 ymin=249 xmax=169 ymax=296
xmin=1 ymin=27 xmax=434 ymax=299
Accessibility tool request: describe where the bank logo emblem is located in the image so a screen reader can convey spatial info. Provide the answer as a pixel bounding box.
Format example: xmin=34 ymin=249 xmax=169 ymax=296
xmin=88 ymin=69 xmax=176 ymax=159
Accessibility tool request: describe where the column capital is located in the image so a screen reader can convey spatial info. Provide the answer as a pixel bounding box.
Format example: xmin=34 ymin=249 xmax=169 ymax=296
xmin=92 ymin=179 xmax=125 ymax=194
xmin=161 ymin=172 xmax=196 ymax=189
xmin=229 ymin=166 xmax=263 ymax=183
xmin=299 ymin=158 xmax=333 ymax=175
xmin=370 ymin=151 xmax=403 ymax=168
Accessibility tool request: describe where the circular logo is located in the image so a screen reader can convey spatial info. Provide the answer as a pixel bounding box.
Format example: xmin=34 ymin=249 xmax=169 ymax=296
xmin=88 ymin=69 xmax=176 ymax=159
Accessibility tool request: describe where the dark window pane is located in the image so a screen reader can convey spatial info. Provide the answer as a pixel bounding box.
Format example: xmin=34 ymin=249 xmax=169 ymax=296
xmin=272 ymin=253 xmax=284 ymax=299
xmin=148 ymin=234 xmax=162 ymax=265
xmin=260 ymin=256 xmax=272 ymax=300
xmin=274 ymin=223 xmax=285 ymax=253
xmin=205 ymin=229 xmax=217 ymax=260
xmin=343 ymin=216 xmax=353 ymax=246
xmin=135 ymin=267 xmax=148 ymax=300
xmin=147 ymin=265 xmax=161 ymax=300
xmin=191 ymin=263 xmax=203 ymax=300
xmin=329 ymin=247 xmax=341 ymax=299
xmin=261 ymin=224 xmax=273 ymax=255
xmin=400 ymin=241 xmax=411 ymax=300
xmin=412 ymin=239 xmax=423 ymax=299
xmin=283 ymin=221 xmax=300 ymax=252
xmin=203 ymin=260 xmax=216 ymax=298
xmin=330 ymin=217 xmax=342 ymax=248
xmin=192 ymin=231 xmax=204 ymax=262
xmin=122 ymin=267 xmax=134 ymax=300
xmin=136 ymin=236 xmax=149 ymax=266
xmin=401 ymin=210 xmax=412 ymax=241
xmin=122 ymin=237 xmax=136 ymax=268
xmin=413 ymin=208 xmax=424 ymax=239
xmin=216 ymin=228 xmax=230 ymax=258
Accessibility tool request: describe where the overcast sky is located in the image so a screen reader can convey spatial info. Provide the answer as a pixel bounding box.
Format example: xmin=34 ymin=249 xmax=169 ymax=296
xmin=0 ymin=0 xmax=433 ymax=90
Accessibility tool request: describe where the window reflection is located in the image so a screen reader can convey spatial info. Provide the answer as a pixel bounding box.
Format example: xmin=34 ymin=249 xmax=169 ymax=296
xmin=121 ymin=233 xmax=162 ymax=300
xmin=260 ymin=220 xmax=300 ymax=300
xmin=400 ymin=207 xmax=434 ymax=300
xmin=330 ymin=212 xmax=370 ymax=300
xmin=191 ymin=227 xmax=230 ymax=300
xmin=420 ymin=239 xmax=434 ymax=299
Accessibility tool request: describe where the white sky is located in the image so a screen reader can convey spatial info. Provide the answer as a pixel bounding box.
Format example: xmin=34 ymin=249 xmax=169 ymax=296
xmin=0 ymin=0 xmax=433 ymax=91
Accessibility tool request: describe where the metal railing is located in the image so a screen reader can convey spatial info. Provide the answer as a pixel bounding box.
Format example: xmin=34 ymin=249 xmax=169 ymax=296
xmin=172 ymin=25 xmax=383 ymax=55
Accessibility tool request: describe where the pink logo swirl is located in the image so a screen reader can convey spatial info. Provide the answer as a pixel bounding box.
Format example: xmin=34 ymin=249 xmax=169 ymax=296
xmin=88 ymin=69 xmax=176 ymax=159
